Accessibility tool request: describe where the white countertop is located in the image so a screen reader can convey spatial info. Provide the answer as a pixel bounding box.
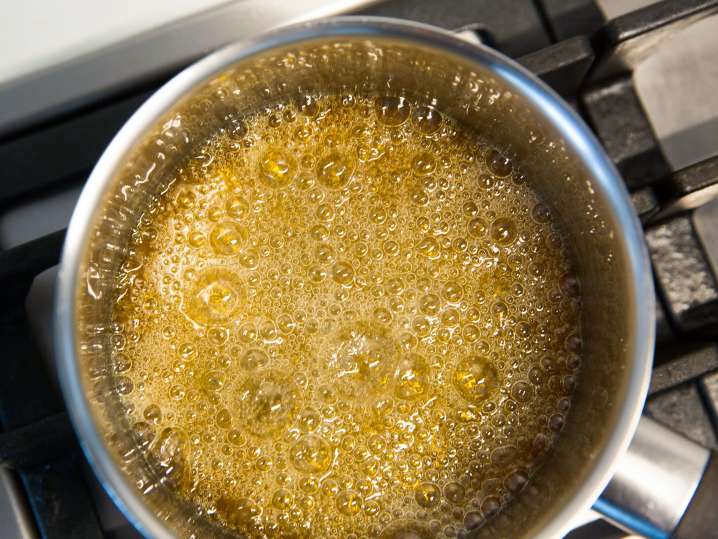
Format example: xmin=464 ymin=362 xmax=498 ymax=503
xmin=0 ymin=0 xmax=230 ymax=85
xmin=0 ymin=0 xmax=378 ymax=135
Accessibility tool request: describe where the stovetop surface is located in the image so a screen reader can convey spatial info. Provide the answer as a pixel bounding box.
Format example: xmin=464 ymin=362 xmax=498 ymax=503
xmin=1 ymin=1 xmax=718 ymax=539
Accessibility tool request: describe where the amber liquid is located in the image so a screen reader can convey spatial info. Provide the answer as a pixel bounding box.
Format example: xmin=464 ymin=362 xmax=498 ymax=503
xmin=111 ymin=94 xmax=581 ymax=538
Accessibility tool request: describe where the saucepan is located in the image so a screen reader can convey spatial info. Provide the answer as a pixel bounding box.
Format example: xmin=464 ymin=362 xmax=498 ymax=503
xmin=54 ymin=16 xmax=718 ymax=539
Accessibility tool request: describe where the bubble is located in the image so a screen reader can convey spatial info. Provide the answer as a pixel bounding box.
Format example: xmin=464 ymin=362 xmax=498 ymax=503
xmin=410 ymin=188 xmax=429 ymax=206
xmin=414 ymin=482 xmax=441 ymax=508
xmin=412 ymin=316 xmax=431 ymax=337
xmin=490 ymin=218 xmax=517 ymax=246
xmin=254 ymin=457 xmax=273 ymax=472
xmin=370 ymin=206 xmax=388 ymax=224
xmin=169 ymin=385 xmax=185 ymax=400
xmin=549 ymin=414 xmax=565 ymax=432
xmin=444 ymin=482 xmax=465 ymax=504
xmin=315 ymin=243 xmax=335 ymax=264
xmin=240 ymin=349 xmax=269 ymax=370
xmin=463 ymin=511 xmax=483 ymax=530
xmin=277 ymin=314 xmax=296 ymax=334
xmin=463 ymin=324 xmax=480 ymax=342
xmin=412 ymin=105 xmax=442 ymax=134
xmin=514 ymin=321 xmax=531 ymax=340
xmin=529 ymin=261 xmax=545 ymax=278
xmin=224 ymin=197 xmax=249 ymax=220
xmin=492 ymin=301 xmax=508 ymax=318
xmin=317 ymin=151 xmax=356 ymax=189
xmin=419 ymin=294 xmax=440 ymax=316
xmin=531 ymin=202 xmax=551 ymax=223
xmin=331 ymin=261 xmax=354 ymax=286
xmin=486 ymin=150 xmax=512 ymax=177
xmin=310 ymin=224 xmax=329 ymax=241
xmin=115 ymin=376 xmax=134 ymax=395
xmin=478 ymin=174 xmax=496 ymax=191
xmin=468 ymin=218 xmax=487 ymax=238
xmin=295 ymin=125 xmax=313 ymax=142
xmin=216 ymin=408 xmax=232 ymax=428
xmin=143 ymin=404 xmax=162 ymax=424
xmin=208 ymin=326 xmax=229 ymax=345
xmin=260 ymin=148 xmax=296 ymax=187
xmin=383 ymin=240 xmax=400 ymax=257
xmin=175 ymin=189 xmax=195 ymax=209
xmin=441 ymin=308 xmax=460 ymax=327
xmin=453 ymin=237 xmax=468 ymax=252
xmin=239 ymin=249 xmax=259 ymax=269
xmin=417 ymin=237 xmax=441 ymax=259
xmin=442 ymin=281 xmax=464 ymax=303
xmin=374 ymin=307 xmax=393 ymax=323
xmin=208 ymin=206 xmax=224 ymax=222
xmin=423 ymin=177 xmax=437 ymax=192
xmin=258 ymin=320 xmax=279 ymax=343
xmin=453 ymin=356 xmax=498 ymax=403
xmin=566 ymin=333 xmax=582 ymax=353
xmin=386 ymin=277 xmax=404 ymax=295
xmin=290 ymin=434 xmax=332 ymax=474
xmin=480 ymin=496 xmax=501 ymax=518
xmin=394 ymin=353 xmax=429 ymax=400
xmin=316 ymin=204 xmax=335 ymax=222
xmin=299 ymin=95 xmax=319 ymax=117
xmin=224 ymin=111 xmax=247 ymax=137
xmin=238 ymin=322 xmax=258 ymax=344
xmin=529 ymin=367 xmax=545 ymax=386
xmin=505 ymin=469 xmax=529 ymax=493
xmin=375 ymin=96 xmax=410 ymax=126
xmin=540 ymin=355 xmax=560 ymax=374
xmin=155 ymin=427 xmax=186 ymax=468
xmin=297 ymin=477 xmax=319 ymax=495
xmin=268 ymin=113 xmax=282 ymax=128
xmin=560 ymin=274 xmax=581 ymax=298
xmin=239 ymin=370 xmax=298 ymax=437
xmin=328 ymin=321 xmax=398 ymax=392
xmin=336 ymin=490 xmax=362 ymax=516
xmin=309 ymin=266 xmax=327 ymax=283
xmin=113 ymin=353 xmax=132 ymax=373
xmin=364 ymin=499 xmax=381 ymax=516
xmin=321 ymin=478 xmax=340 ymax=498
xmin=188 ymin=231 xmax=205 ymax=247
xmin=128 ymin=424 xmax=154 ymax=453
xmin=273 ymin=488 xmax=293 ymax=510
xmin=298 ymin=408 xmax=321 ymax=432
xmin=203 ymin=370 xmax=226 ymax=391
xmin=184 ymin=268 xmax=245 ymax=325
xmin=228 ymin=429 xmax=245 ymax=446
xmin=412 ymin=152 xmax=436 ymax=175
xmin=215 ymin=497 xmax=261 ymax=529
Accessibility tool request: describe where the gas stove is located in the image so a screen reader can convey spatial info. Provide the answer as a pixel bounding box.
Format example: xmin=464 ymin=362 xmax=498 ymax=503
xmin=1 ymin=1 xmax=717 ymax=538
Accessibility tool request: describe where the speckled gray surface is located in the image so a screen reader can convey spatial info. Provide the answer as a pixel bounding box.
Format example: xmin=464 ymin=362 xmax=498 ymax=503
xmin=646 ymin=216 xmax=718 ymax=329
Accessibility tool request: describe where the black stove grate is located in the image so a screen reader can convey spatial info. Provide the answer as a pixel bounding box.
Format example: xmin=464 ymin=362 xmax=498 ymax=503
xmin=1 ymin=1 xmax=717 ymax=538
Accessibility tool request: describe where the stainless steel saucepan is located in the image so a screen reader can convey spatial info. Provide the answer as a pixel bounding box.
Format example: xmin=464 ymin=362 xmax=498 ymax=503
xmin=54 ymin=16 xmax=718 ymax=539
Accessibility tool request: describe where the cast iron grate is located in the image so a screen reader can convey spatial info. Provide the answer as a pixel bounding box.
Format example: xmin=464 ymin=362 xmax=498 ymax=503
xmin=0 ymin=1 xmax=717 ymax=537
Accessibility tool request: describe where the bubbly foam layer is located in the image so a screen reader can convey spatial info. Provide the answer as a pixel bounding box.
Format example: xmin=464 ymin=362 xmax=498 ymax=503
xmin=110 ymin=94 xmax=582 ymax=538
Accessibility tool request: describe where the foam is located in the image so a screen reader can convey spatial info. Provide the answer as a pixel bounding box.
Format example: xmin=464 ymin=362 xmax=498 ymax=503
xmin=111 ymin=94 xmax=582 ymax=538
